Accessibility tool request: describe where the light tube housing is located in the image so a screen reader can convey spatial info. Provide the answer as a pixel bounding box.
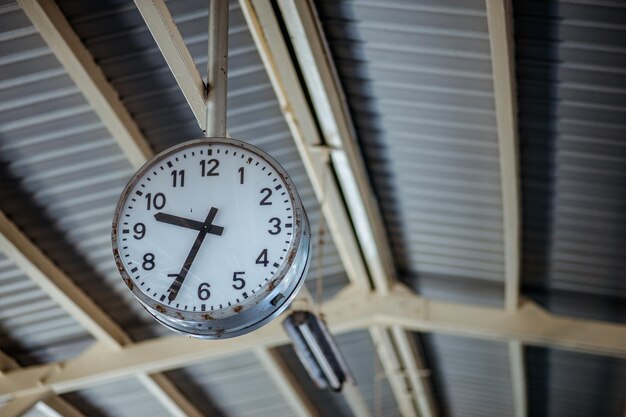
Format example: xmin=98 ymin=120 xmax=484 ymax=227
xmin=283 ymin=310 xmax=354 ymax=391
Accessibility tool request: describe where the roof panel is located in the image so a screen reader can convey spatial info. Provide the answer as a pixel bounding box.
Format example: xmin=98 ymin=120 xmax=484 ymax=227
xmin=527 ymin=347 xmax=626 ymax=417
xmin=316 ymin=0 xmax=505 ymax=306
xmin=514 ymin=0 xmax=626 ymax=321
xmin=419 ymin=333 xmax=516 ymax=417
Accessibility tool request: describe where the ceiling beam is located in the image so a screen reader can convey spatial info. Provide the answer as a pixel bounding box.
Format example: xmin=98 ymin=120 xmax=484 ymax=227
xmin=0 ymin=351 xmax=87 ymax=417
xmin=17 ymin=0 xmax=152 ymax=170
xmin=266 ymin=1 xmax=440 ymax=416
xmin=0 ymin=392 xmax=52 ymax=417
xmin=486 ymin=1 xmax=526 ymax=415
xmin=134 ymin=0 xmax=207 ymax=132
xmin=508 ymin=341 xmax=527 ymax=417
xmin=254 ymin=348 xmax=321 ymax=417
xmin=2 ymin=284 xmax=625 ymax=401
xmin=486 ymin=0 xmax=521 ymax=312
xmin=276 ymin=0 xmax=394 ymax=294
xmin=369 ymin=326 xmax=417 ymax=417
xmin=239 ymin=0 xmax=370 ymax=289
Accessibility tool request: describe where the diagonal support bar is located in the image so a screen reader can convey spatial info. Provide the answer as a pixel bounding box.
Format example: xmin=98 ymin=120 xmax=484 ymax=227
xmin=17 ymin=0 xmax=153 ymax=169
xmin=254 ymin=348 xmax=321 ymax=417
xmin=134 ymin=0 xmax=207 ymax=131
xmin=0 ymin=350 xmax=87 ymax=417
xmin=486 ymin=1 xmax=526 ymax=415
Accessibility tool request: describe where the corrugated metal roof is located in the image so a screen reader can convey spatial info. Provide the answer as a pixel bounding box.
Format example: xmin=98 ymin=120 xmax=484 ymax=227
xmin=315 ymin=0 xmax=506 ymax=307
xmin=63 ymin=378 xmax=175 ymax=417
xmin=0 ymin=252 xmax=93 ymax=365
xmin=526 ymin=347 xmax=626 ymax=417
xmin=419 ymin=333 xmax=516 ymax=417
xmin=165 ymin=353 xmax=299 ymax=417
xmin=514 ymin=0 xmax=626 ymax=322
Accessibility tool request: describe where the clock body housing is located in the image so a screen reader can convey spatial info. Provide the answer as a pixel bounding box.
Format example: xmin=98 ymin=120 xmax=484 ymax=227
xmin=112 ymin=138 xmax=310 ymax=338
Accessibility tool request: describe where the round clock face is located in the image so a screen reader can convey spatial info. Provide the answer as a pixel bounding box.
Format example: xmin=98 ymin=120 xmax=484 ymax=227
xmin=112 ymin=138 xmax=310 ymax=338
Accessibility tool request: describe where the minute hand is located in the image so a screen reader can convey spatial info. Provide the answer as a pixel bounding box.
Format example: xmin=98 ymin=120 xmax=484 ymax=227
xmin=167 ymin=207 xmax=220 ymax=302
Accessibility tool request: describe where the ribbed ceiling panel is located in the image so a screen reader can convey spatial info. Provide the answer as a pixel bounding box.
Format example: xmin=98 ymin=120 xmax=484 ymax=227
xmin=514 ymin=0 xmax=626 ymax=321
xmin=0 ymin=252 xmax=93 ymax=365
xmin=419 ymin=333 xmax=516 ymax=417
xmin=526 ymin=347 xmax=626 ymax=417
xmin=316 ymin=0 xmax=505 ymax=306
xmin=165 ymin=352 xmax=299 ymax=417
xmin=63 ymin=378 xmax=175 ymax=417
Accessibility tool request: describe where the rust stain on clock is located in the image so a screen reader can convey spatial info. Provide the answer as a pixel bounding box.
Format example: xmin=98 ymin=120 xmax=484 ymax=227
xmin=202 ymin=313 xmax=214 ymax=320
xmin=233 ymin=305 xmax=243 ymax=313
xmin=123 ymin=278 xmax=134 ymax=291
xmin=155 ymin=304 xmax=166 ymax=314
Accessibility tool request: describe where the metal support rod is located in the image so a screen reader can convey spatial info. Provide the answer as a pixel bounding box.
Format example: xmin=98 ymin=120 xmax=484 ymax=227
xmin=205 ymin=0 xmax=229 ymax=137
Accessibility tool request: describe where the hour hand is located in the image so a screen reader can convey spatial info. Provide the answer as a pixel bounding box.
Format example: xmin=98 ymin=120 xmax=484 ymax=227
xmin=154 ymin=212 xmax=223 ymax=236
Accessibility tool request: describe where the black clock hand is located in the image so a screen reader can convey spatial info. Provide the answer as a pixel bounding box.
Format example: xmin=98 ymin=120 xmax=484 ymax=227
xmin=155 ymin=212 xmax=223 ymax=236
xmin=167 ymin=207 xmax=221 ymax=302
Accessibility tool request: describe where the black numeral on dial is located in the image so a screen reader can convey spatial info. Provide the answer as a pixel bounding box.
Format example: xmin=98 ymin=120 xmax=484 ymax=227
xmin=256 ymin=249 xmax=269 ymax=267
xmin=259 ymin=188 xmax=272 ymax=205
xmin=145 ymin=192 xmax=166 ymax=210
xmin=133 ymin=223 xmax=145 ymax=239
xmin=200 ymin=159 xmax=219 ymax=176
xmin=171 ymin=170 xmax=185 ymax=187
xmin=142 ymin=253 xmax=155 ymax=270
xmin=268 ymin=217 xmax=281 ymax=235
xmin=232 ymin=271 xmax=246 ymax=290
xmin=238 ymin=166 xmax=245 ymax=184
xmin=197 ymin=283 xmax=211 ymax=300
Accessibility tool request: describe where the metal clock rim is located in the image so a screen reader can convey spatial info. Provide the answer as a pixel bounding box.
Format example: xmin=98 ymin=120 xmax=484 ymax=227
xmin=111 ymin=137 xmax=310 ymax=336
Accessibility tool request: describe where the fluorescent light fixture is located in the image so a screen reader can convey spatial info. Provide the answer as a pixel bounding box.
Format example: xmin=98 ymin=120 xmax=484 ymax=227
xmin=283 ymin=310 xmax=354 ymax=391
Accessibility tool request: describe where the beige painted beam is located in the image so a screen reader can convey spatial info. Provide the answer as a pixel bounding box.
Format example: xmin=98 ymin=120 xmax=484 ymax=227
xmin=134 ymin=0 xmax=207 ymax=131
xmin=0 ymin=392 xmax=52 ymax=417
xmin=2 ymin=284 xmax=625 ymax=401
xmin=390 ymin=326 xmax=439 ymax=417
xmin=273 ymin=2 xmax=439 ymax=416
xmin=17 ymin=0 xmax=153 ymax=169
xmin=486 ymin=0 xmax=521 ymax=312
xmin=369 ymin=326 xmax=417 ymax=417
xmin=341 ymin=383 xmax=373 ymax=417
xmin=239 ymin=0 xmax=370 ymax=288
xmin=137 ymin=374 xmax=204 ymax=417
xmin=486 ymin=1 xmax=525 ymax=415
xmin=277 ymin=0 xmax=394 ymax=294
xmin=508 ymin=341 xmax=527 ymax=417
xmin=255 ymin=349 xmax=321 ymax=417
xmin=0 ymin=351 xmax=86 ymax=417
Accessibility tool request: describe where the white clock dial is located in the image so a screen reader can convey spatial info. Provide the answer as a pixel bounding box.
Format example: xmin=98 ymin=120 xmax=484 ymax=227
xmin=112 ymin=138 xmax=310 ymax=338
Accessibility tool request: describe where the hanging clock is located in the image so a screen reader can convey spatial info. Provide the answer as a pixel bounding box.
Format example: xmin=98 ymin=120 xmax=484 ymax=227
xmin=112 ymin=138 xmax=311 ymax=339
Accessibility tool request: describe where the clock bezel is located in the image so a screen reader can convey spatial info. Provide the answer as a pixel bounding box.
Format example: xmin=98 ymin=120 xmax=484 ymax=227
xmin=112 ymin=137 xmax=311 ymax=339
